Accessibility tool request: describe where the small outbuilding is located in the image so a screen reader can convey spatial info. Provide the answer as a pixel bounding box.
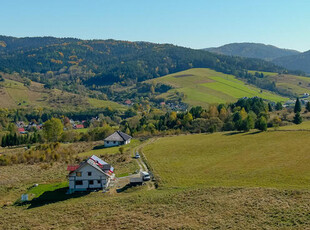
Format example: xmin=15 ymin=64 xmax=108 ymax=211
xmin=104 ymin=131 xmax=132 ymax=147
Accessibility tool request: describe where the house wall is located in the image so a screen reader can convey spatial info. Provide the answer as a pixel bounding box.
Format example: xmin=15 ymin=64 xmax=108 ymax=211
xmin=104 ymin=140 xmax=121 ymax=147
xmin=69 ymin=164 xmax=110 ymax=192
xmin=104 ymin=138 xmax=131 ymax=147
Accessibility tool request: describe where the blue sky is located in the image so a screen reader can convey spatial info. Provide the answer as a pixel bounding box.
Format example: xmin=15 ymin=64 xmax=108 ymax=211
xmin=1 ymin=0 xmax=310 ymax=51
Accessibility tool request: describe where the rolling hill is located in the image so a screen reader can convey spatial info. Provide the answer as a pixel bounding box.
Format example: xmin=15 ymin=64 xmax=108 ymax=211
xmin=205 ymin=43 xmax=300 ymax=61
xmin=248 ymin=70 xmax=310 ymax=97
xmin=273 ymin=50 xmax=310 ymax=74
xmin=148 ymin=68 xmax=287 ymax=106
xmin=0 ymin=73 xmax=123 ymax=110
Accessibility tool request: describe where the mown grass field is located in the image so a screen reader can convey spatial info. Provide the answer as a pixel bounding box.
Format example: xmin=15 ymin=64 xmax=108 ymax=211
xmin=149 ymin=68 xmax=287 ymax=106
xmin=143 ymin=131 xmax=310 ymax=190
xmin=277 ymin=120 xmax=310 ymax=130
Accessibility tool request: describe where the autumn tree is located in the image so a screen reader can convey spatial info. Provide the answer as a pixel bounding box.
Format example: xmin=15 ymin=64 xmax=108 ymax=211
xmin=43 ymin=118 xmax=64 ymax=142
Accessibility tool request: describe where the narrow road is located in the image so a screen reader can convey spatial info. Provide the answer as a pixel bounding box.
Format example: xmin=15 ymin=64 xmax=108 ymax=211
xmin=132 ymin=138 xmax=157 ymax=173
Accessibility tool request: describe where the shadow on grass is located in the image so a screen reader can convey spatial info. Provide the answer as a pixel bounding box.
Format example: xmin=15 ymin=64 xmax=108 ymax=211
xmin=116 ymin=183 xmax=135 ymax=193
xmin=93 ymin=144 xmax=105 ymax=150
xmin=224 ymin=131 xmax=242 ymax=136
xmin=224 ymin=131 xmax=263 ymax=136
xmin=243 ymin=131 xmax=262 ymax=135
xmin=16 ymin=187 xmax=90 ymax=209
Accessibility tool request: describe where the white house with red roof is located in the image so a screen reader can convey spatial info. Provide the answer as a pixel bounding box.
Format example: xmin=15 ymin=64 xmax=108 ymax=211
xmin=67 ymin=155 xmax=114 ymax=194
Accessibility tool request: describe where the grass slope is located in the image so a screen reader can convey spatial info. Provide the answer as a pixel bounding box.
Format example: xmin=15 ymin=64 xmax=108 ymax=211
xmin=0 ymin=76 xmax=123 ymax=110
xmin=143 ymin=131 xmax=310 ymax=190
xmin=249 ymin=71 xmax=310 ymax=96
xmin=150 ymin=68 xmax=287 ymax=106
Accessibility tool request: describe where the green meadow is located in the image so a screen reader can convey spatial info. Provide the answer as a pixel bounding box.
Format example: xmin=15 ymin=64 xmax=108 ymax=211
xmin=150 ymin=68 xmax=287 ymax=106
xmin=143 ymin=131 xmax=310 ymax=190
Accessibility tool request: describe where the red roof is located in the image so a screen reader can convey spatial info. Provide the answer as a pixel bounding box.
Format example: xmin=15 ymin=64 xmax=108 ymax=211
xmin=67 ymin=165 xmax=79 ymax=171
xmin=75 ymin=124 xmax=84 ymax=129
xmin=125 ymin=99 xmax=132 ymax=105
xmin=18 ymin=128 xmax=25 ymax=132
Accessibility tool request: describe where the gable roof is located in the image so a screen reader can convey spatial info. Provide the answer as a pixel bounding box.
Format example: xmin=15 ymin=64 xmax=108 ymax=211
xmin=104 ymin=131 xmax=132 ymax=142
xmin=69 ymin=156 xmax=111 ymax=177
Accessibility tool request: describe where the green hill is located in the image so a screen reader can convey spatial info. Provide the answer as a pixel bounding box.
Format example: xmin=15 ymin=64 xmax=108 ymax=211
xmin=149 ymin=68 xmax=287 ymax=106
xmin=0 ymin=74 xmax=123 ymax=110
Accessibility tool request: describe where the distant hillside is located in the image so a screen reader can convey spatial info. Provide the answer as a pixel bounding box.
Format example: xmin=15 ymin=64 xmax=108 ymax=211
xmin=0 ymin=73 xmax=123 ymax=110
xmin=0 ymin=36 xmax=287 ymax=89
xmin=0 ymin=35 xmax=79 ymax=53
xmin=205 ymin=43 xmax=300 ymax=61
xmin=147 ymin=68 xmax=286 ymax=106
xmin=272 ymin=50 xmax=310 ymax=74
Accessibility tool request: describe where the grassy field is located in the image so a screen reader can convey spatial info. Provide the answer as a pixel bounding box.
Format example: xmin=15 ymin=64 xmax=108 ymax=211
xmin=143 ymin=131 xmax=310 ymax=190
xmin=149 ymin=68 xmax=287 ymax=106
xmin=88 ymin=98 xmax=125 ymax=110
xmin=1 ymin=131 xmax=310 ymax=228
xmin=277 ymin=120 xmax=310 ymax=130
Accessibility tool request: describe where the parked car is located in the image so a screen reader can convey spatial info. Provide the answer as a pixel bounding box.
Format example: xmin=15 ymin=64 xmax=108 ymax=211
xmin=130 ymin=171 xmax=151 ymax=185
xmin=141 ymin=171 xmax=150 ymax=181
xmin=135 ymin=152 xmax=140 ymax=159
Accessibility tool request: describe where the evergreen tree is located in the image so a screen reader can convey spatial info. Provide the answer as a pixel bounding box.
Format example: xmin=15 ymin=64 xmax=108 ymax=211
xmin=268 ymin=103 xmax=273 ymax=112
xmin=306 ymin=101 xmax=310 ymax=112
xmin=294 ymin=98 xmax=301 ymax=113
xmin=293 ymin=112 xmax=302 ymax=124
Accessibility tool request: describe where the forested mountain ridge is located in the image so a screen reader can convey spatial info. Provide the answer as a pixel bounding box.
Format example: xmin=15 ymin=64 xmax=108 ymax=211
xmin=205 ymin=43 xmax=300 ymax=61
xmin=0 ymin=36 xmax=289 ymax=89
xmin=273 ymin=50 xmax=310 ymax=74
xmin=0 ymin=35 xmax=80 ymax=53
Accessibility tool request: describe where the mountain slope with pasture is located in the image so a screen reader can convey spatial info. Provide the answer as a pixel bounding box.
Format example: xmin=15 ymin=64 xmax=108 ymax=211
xmin=148 ymin=68 xmax=287 ymax=106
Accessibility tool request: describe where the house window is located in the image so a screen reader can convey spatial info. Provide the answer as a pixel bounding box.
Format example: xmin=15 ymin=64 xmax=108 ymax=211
xmin=106 ymin=141 xmax=109 ymax=144
xmin=88 ymin=172 xmax=92 ymax=176
xmin=89 ymin=180 xmax=94 ymax=185
xmin=97 ymin=180 xmax=101 ymax=184
xmin=113 ymin=141 xmax=116 ymax=144
xmin=76 ymin=172 xmax=82 ymax=177
xmin=75 ymin=180 xmax=83 ymax=185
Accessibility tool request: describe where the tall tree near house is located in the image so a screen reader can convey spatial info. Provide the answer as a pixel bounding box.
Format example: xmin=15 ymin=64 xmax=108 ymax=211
xmin=294 ymin=98 xmax=301 ymax=113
